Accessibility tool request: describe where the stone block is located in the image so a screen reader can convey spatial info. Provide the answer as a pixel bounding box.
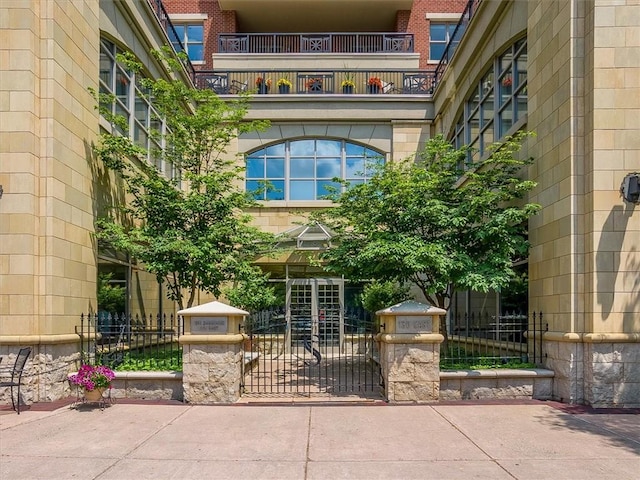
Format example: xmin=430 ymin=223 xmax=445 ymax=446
xmin=623 ymin=362 xmax=640 ymax=382
xmin=533 ymin=378 xmax=553 ymax=399
xmin=392 ymin=381 xmax=437 ymax=402
xmin=413 ymin=362 xmax=439 ymax=382
xmin=183 ymin=362 xmax=209 ymax=383
xmin=592 ymin=361 xmax=623 ymax=382
xmin=613 ymin=382 xmax=640 ymax=407
xmin=619 ymin=343 xmax=640 ymax=363
xmin=387 ymin=359 xmax=415 ymax=382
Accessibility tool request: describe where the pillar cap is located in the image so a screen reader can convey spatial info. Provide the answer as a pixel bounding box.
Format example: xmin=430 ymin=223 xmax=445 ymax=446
xmin=178 ymin=301 xmax=249 ymax=316
xmin=376 ymin=300 xmax=447 ymax=316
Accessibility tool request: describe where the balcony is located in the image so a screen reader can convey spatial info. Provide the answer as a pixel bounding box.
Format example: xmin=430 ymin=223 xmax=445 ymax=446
xmin=218 ymin=33 xmax=414 ymax=54
xmin=193 ymin=69 xmax=434 ymax=96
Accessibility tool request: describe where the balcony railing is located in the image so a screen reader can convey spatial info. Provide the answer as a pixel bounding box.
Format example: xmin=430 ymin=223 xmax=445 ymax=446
xmin=147 ymin=0 xmax=196 ymax=81
xmin=218 ymin=33 xmax=414 ymax=54
xmin=433 ymin=0 xmax=482 ymax=85
xmin=194 ymin=70 xmax=435 ymax=95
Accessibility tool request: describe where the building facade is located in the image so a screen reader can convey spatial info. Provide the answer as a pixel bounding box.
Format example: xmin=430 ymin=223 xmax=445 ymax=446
xmin=1 ymin=0 xmax=638 ymax=407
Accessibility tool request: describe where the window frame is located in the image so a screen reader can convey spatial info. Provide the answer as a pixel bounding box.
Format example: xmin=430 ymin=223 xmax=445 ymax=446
xmin=246 ymin=139 xmax=386 ymax=202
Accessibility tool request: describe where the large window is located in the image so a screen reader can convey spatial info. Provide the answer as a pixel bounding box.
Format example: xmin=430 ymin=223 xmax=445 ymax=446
xmin=171 ymin=24 xmax=204 ymax=62
xmin=453 ymin=38 xmax=527 ymax=165
xmin=99 ymin=39 xmax=176 ymax=179
xmin=246 ymin=139 xmax=385 ymax=201
xmin=429 ymin=22 xmax=459 ymax=61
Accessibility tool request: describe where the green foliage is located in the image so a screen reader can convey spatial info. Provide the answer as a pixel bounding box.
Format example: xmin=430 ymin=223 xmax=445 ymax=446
xmin=93 ymin=49 xmax=274 ymax=309
xmin=112 ymin=348 xmax=182 ymax=371
xmin=317 ymin=132 xmax=540 ymax=310
xmin=359 ymin=280 xmax=411 ymax=314
xmin=97 ymin=273 xmax=126 ymax=313
xmin=440 ymin=359 xmax=537 ymax=370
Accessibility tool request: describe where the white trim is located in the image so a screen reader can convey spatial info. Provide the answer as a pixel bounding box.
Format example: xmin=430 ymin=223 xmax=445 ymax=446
xmin=425 ymin=13 xmax=461 ymax=21
xmin=169 ymin=13 xmax=208 ymax=21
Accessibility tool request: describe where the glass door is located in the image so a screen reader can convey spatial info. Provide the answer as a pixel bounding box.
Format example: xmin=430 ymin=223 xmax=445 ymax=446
xmin=286 ymin=279 xmax=343 ymax=354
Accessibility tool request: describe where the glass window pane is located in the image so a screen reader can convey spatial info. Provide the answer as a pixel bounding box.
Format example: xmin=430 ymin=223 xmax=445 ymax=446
xmin=187 ymin=25 xmax=203 ymax=42
xmin=316 ymin=158 xmax=340 ymax=178
xmin=290 ymin=158 xmax=314 ymax=178
xmin=266 ymin=144 xmax=285 ymax=156
xmin=266 ymin=180 xmax=285 ymax=200
xmin=430 ymin=43 xmax=446 ymax=60
xmin=246 ymin=158 xmax=264 ymax=178
xmin=430 ymin=24 xmax=447 ymax=41
xmin=173 ymin=25 xmax=185 ymax=39
xmin=290 ymin=140 xmax=315 ymax=156
xmin=345 ymin=143 xmax=364 ymax=156
xmin=266 ymin=158 xmax=284 ymax=178
xmin=135 ymin=96 xmax=148 ymax=124
xmin=246 ymin=180 xmax=263 ymax=200
xmin=346 ymin=158 xmax=365 ymax=177
xmin=500 ymin=101 xmax=513 ymax=136
xmin=290 ymin=180 xmax=315 ymax=200
xmin=317 ymin=180 xmax=341 ymax=199
xmin=316 ymin=140 xmax=341 ymax=156
xmin=100 ymin=50 xmax=112 ymax=88
xmin=188 ymin=44 xmax=203 ymax=62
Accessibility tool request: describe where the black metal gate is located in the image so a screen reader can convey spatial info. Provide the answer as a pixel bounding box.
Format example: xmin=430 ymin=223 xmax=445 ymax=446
xmin=242 ymin=303 xmax=382 ymax=399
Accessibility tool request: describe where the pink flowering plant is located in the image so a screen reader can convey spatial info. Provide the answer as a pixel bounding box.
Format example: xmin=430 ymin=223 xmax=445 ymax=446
xmin=70 ymin=364 xmax=115 ymax=391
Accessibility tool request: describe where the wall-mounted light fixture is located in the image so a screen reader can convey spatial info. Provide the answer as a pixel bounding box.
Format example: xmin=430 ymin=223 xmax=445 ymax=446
xmin=0 ymin=185 xmax=3 ymax=199
xmin=620 ymin=173 xmax=640 ymax=204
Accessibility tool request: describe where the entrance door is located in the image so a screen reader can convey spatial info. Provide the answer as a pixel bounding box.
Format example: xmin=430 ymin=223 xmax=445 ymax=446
xmin=287 ymin=279 xmax=342 ymax=355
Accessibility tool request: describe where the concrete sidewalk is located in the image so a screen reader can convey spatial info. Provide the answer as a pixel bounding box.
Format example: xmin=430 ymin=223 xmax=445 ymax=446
xmin=1 ymin=399 xmax=639 ymax=480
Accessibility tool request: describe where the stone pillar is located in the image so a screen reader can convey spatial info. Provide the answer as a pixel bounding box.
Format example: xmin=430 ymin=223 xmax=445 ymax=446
xmin=376 ymin=301 xmax=447 ymax=402
xmin=178 ymin=301 xmax=248 ymax=403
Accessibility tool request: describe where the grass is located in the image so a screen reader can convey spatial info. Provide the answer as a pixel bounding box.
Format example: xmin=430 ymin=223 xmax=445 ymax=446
xmin=111 ymin=348 xmax=182 ymax=371
xmin=440 ymin=346 xmax=537 ymax=370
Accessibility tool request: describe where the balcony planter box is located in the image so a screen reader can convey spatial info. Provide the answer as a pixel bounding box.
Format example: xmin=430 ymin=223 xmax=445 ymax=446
xmin=278 ymin=84 xmax=290 ymax=94
xmin=342 ymin=85 xmax=354 ymax=94
xmin=258 ymin=84 xmax=270 ymax=94
xmin=367 ymin=85 xmax=380 ymax=94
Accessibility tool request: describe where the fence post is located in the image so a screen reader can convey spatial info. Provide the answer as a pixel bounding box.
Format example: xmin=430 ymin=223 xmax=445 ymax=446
xmin=376 ymin=300 xmax=447 ymax=402
xmin=178 ymin=301 xmax=248 ymax=403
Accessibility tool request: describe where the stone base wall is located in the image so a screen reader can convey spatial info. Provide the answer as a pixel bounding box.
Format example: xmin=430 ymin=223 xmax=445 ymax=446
xmin=440 ymin=369 xmax=554 ymax=401
xmin=182 ymin=343 xmax=243 ymax=403
xmin=0 ymin=342 xmax=80 ymax=407
xmin=543 ymin=339 xmax=585 ymax=404
xmin=381 ymin=341 xmax=440 ymax=402
xmin=585 ymin=342 xmax=640 ymax=408
xmin=110 ymin=372 xmax=183 ymax=401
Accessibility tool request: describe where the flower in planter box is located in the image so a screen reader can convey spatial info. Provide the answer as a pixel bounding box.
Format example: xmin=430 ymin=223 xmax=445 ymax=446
xmin=367 ymin=77 xmax=383 ymax=89
xmin=255 ymin=76 xmax=272 ymax=87
xmin=277 ymin=77 xmax=292 ymax=88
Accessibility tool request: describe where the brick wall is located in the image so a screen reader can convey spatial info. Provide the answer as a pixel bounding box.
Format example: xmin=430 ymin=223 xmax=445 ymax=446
xmin=163 ymin=0 xmax=236 ymax=69
xmin=408 ymin=0 xmax=468 ymax=69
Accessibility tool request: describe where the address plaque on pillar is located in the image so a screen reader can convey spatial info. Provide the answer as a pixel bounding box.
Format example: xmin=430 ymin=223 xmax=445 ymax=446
xmin=396 ymin=315 xmax=432 ymax=333
xmin=191 ymin=316 xmax=228 ymax=334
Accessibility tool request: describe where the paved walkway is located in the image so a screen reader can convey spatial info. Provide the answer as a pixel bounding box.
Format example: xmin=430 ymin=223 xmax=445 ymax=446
xmin=1 ymin=399 xmax=639 ymax=479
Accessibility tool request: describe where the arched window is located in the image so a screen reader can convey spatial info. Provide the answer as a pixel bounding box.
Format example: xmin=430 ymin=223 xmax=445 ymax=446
xmin=246 ymin=139 xmax=385 ymax=201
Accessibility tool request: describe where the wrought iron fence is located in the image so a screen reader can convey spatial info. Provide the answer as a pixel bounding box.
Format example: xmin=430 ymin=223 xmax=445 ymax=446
xmin=442 ymin=311 xmax=546 ymax=368
xmin=76 ymin=313 xmax=182 ymax=370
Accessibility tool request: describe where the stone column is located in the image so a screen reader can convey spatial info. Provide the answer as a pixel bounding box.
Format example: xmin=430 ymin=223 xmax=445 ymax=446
xmin=376 ymin=301 xmax=447 ymax=402
xmin=178 ymin=301 xmax=248 ymax=403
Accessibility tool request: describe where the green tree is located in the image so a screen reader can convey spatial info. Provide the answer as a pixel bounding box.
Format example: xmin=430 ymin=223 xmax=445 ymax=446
xmin=94 ymin=50 xmax=274 ymax=310
xmin=317 ymin=132 xmax=539 ymax=312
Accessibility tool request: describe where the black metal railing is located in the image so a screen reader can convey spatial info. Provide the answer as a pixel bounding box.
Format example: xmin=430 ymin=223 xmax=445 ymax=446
xmin=147 ymin=0 xmax=196 ymax=81
xmin=194 ymin=69 xmax=435 ymax=96
xmin=76 ymin=313 xmax=182 ymax=370
xmin=433 ymin=0 xmax=483 ymax=86
xmin=218 ymin=33 xmax=414 ymax=54
xmin=442 ymin=311 xmax=546 ymax=368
